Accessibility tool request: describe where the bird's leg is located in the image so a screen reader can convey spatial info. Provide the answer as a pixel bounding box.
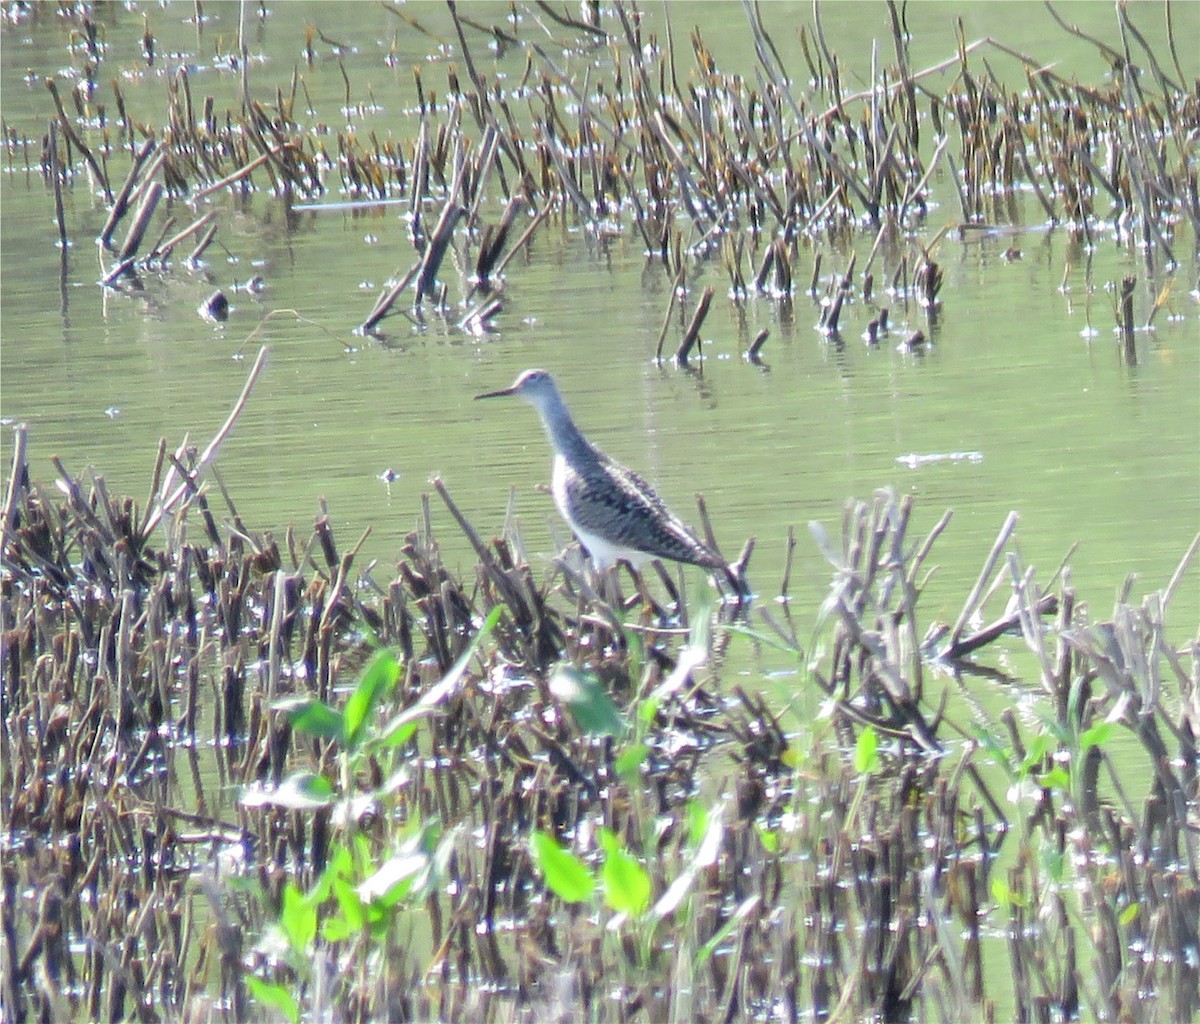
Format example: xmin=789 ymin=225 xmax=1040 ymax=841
xmin=611 ymin=566 xmax=631 ymax=610
xmin=630 ymin=565 xmax=672 ymax=622
xmin=650 ymin=560 xmax=683 ymax=612
xmin=591 ymin=564 xmax=622 ymax=609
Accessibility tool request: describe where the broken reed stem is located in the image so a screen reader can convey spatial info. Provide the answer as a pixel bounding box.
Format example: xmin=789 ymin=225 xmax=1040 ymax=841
xmin=139 ymin=346 xmax=270 ymax=542
xmin=188 ymin=222 xmax=219 ymax=264
xmin=778 ymin=524 xmax=796 ymax=599
xmin=359 ymin=263 xmax=420 ymax=334
xmin=1 ymin=424 xmax=27 ymax=553
xmin=153 ymin=211 xmax=218 ymax=261
xmin=415 ymin=201 xmax=466 ymax=304
xmin=116 ymin=181 xmax=164 ymax=262
xmin=1119 ymin=276 xmax=1137 ymax=365
xmin=490 ymin=199 xmax=553 ymax=280
xmin=191 ymin=147 xmax=279 ymax=203
xmin=45 ymin=77 xmax=111 ymax=202
xmin=655 ymin=269 xmax=685 ymax=362
xmin=947 ymin=592 xmax=1058 ymax=661
xmin=675 ymin=285 xmax=714 ymax=365
xmin=947 ymin=510 xmax=1019 ymax=652
xmin=99 ymin=137 xmax=157 ymax=250
xmin=48 ymin=121 xmax=68 ymax=252
xmin=747 ymin=328 xmax=769 ymax=361
xmin=474 ymin=191 xmax=525 ymax=281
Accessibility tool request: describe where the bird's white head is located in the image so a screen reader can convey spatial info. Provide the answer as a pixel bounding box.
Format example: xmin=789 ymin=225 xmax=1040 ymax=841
xmin=475 ymin=368 xmax=585 ymax=456
xmin=475 ymin=368 xmax=562 ymax=415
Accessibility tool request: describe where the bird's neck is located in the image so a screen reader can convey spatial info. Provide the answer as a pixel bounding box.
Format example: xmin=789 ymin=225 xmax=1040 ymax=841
xmin=535 ymin=395 xmax=592 ymax=459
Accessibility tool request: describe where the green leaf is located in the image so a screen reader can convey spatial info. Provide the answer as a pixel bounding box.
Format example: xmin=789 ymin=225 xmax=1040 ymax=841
xmin=991 ymin=878 xmax=1013 ymax=908
xmin=280 ymin=882 xmax=317 ymax=952
xmin=1019 ymin=734 xmax=1055 ymax=776
xmin=246 ymin=976 xmax=300 ymax=1024
xmin=321 ymin=916 xmax=353 ymax=943
xmin=1037 ymin=766 xmax=1071 ymax=792
xmin=324 ymin=873 xmax=364 ymax=941
xmin=550 ymin=664 xmax=626 ymax=737
xmin=1080 ymin=721 xmax=1115 ymax=752
xmin=756 ymin=824 xmax=778 ymax=854
xmin=686 ymin=800 xmax=709 ymax=849
xmin=614 ymin=742 xmax=649 ymax=783
xmin=343 ymin=650 xmax=401 ymax=750
xmin=530 ymin=830 xmax=594 ymax=903
xmin=1118 ymin=902 xmax=1140 ymax=927
xmin=854 ymin=725 xmax=881 ymax=775
xmin=1043 ymin=847 xmax=1066 ymax=884
xmin=275 ymin=697 xmax=343 ymax=740
xmin=598 ymin=828 xmax=651 ymax=917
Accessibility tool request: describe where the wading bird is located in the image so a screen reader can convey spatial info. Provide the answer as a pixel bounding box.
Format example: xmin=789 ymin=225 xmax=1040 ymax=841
xmin=475 ymin=369 xmax=747 ymax=597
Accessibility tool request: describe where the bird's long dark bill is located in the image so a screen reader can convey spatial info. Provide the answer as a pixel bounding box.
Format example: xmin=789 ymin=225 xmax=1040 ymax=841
xmin=474 ymin=387 xmax=516 ymax=400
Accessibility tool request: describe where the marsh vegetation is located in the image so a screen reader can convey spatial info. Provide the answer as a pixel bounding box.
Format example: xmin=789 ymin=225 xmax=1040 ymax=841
xmin=2 ymin=2 xmax=1198 ymax=1021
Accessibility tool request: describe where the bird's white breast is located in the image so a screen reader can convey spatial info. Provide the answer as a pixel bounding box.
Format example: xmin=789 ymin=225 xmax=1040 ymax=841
xmin=551 ymin=453 xmax=648 ymax=570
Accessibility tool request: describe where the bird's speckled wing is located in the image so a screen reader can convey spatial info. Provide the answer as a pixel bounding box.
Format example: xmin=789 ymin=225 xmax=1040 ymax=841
xmin=561 ymin=454 xmax=724 ymax=569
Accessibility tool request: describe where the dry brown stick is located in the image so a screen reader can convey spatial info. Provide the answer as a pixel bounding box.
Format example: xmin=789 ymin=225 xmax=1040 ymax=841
xmin=747 ymin=328 xmax=769 ymax=362
xmin=1119 ymin=276 xmax=1137 ymax=366
xmin=535 ymin=0 xmax=608 ymax=39
xmin=139 ymin=346 xmax=270 ymax=542
xmin=191 ymin=148 xmax=278 ymax=203
xmin=446 ymin=0 xmax=489 ymax=111
xmin=1 ymin=424 xmax=27 ymax=555
xmin=1043 ymin=1 xmax=1124 ymax=66
xmin=145 ymin=215 xmax=177 ymax=261
xmin=654 ymin=268 xmax=685 ymax=362
xmin=359 ymin=263 xmax=420 ymax=334
xmin=153 ymin=210 xmax=218 ymax=261
xmin=47 ymin=121 xmax=68 ymax=252
xmin=188 ymin=222 xmax=219 ymax=265
xmin=466 ymin=125 xmax=502 ymax=227
xmin=778 ymin=525 xmax=796 ymax=600
xmin=136 ymin=439 xmax=169 ymax=544
xmin=116 ymin=181 xmax=164 ymax=262
xmin=1164 ymin=0 xmax=1188 ymax=89
xmin=99 ymin=139 xmax=157 ymax=250
xmin=1162 ymin=532 xmax=1200 ymax=612
xmin=433 ymin=477 xmax=494 ymax=567
xmin=947 ymin=511 xmax=1019 ymax=652
xmin=474 ymin=191 xmax=525 ymax=281
xmin=415 ymin=201 xmax=466 ymax=304
xmin=490 ymin=199 xmax=553 ymax=279
xmin=675 ymin=286 xmax=714 ymax=365
xmin=541 ymin=127 xmax=592 ymax=220
xmin=45 ymin=78 xmax=111 ymax=202
xmin=433 ymin=476 xmax=532 ymax=620
xmin=943 ymin=592 xmax=1057 ymax=661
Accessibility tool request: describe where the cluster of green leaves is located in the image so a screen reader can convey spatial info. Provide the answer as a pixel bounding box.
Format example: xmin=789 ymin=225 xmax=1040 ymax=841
xmin=528 ymin=796 xmax=757 ymax=969
xmin=247 ymin=816 xmax=450 ymax=1022
xmin=241 ymin=608 xmax=503 ymax=1021
xmin=239 ymin=595 xmax=782 ymax=1017
xmin=973 ymin=699 xmax=1128 ymax=916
